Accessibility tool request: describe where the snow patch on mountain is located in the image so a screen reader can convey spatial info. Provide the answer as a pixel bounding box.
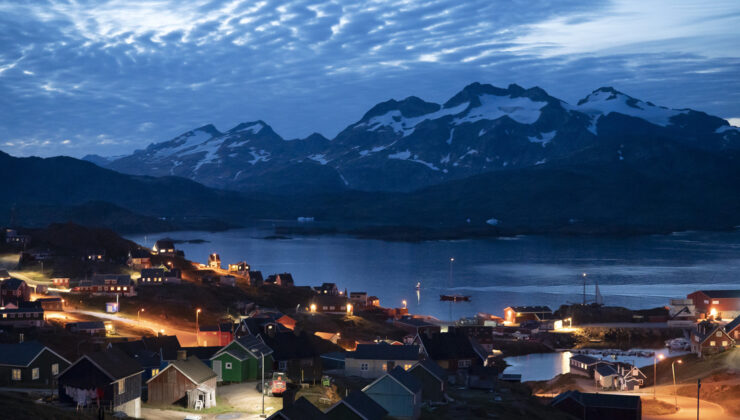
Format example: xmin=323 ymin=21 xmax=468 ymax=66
xmin=386 ymin=149 xmax=440 ymax=170
xmin=248 ymin=149 xmax=270 ymax=164
xmin=362 ymin=102 xmax=469 ymax=136
xmin=577 ymin=88 xmax=688 ymax=132
xmin=528 ymin=131 xmax=556 ymax=147
xmin=154 ymin=129 xmax=214 ymax=158
xmin=716 ymin=125 xmax=738 ymax=134
xmin=235 ymin=122 xmax=264 ymax=134
xmin=446 ymin=128 xmax=455 ymax=145
xmin=486 ymin=218 xmax=500 ymax=226
xmin=454 ymin=95 xmax=547 ymax=125
xmin=388 ymin=150 xmax=412 ymax=160
xmin=308 ymin=154 xmax=329 ymax=165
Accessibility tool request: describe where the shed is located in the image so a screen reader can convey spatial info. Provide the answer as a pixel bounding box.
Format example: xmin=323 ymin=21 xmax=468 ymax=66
xmin=551 ymin=390 xmax=641 ymax=420
xmin=363 ymin=365 xmax=422 ymax=420
xmin=408 ymin=359 xmax=448 ymax=402
xmin=147 ymin=355 xmax=217 ymax=408
xmin=0 ymin=341 xmax=70 ymax=387
xmin=211 ymin=335 xmax=273 ymax=382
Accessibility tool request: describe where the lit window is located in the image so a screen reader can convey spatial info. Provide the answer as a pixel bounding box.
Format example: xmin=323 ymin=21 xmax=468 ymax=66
xmin=704 ymin=300 xmax=709 ymax=304
xmin=12 ymin=369 xmax=20 ymax=381
xmin=722 ymin=341 xmax=728 ymax=347
xmin=382 ymin=364 xmax=387 ymax=371
xmin=360 ymin=363 xmax=368 ymax=371
xmin=225 ymin=362 xmax=232 ymax=370
xmin=123 ymin=287 xmax=127 ymax=291
xmin=404 ymin=364 xmax=412 ymax=370
xmin=712 ymin=300 xmax=720 ymax=304
xmin=32 ymin=368 xmax=39 ymax=380
xmin=51 ymin=364 xmax=59 ymax=375
xmin=716 ymin=332 xmax=722 ymax=337
xmin=710 ymin=341 xmax=716 ymax=346
xmin=118 ymin=380 xmax=126 ymax=394
xmin=151 ymin=368 xmax=159 ymax=376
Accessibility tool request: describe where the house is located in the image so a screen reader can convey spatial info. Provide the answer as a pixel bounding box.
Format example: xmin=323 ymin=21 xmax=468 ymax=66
xmin=345 ymin=343 xmax=419 ymax=379
xmin=260 ymin=331 xmax=330 ymax=382
xmin=85 ymin=250 xmax=106 ymax=262
xmin=197 ymin=322 xmax=234 ymax=347
xmin=408 ymin=359 xmax=448 ymax=402
xmin=152 ymin=239 xmax=176 ymax=256
xmin=165 ymin=268 xmax=182 ymax=284
xmin=503 ymin=305 xmax=553 ymax=324
xmin=238 ymin=316 xmax=292 ymax=337
xmin=569 ymin=355 xmax=603 ymax=378
xmin=667 ymin=298 xmax=698 ymax=327
xmin=58 ymin=348 xmax=144 ymax=418
xmin=0 ymin=341 xmax=70 ymax=387
xmin=317 ymin=282 xmax=339 ymax=296
xmin=416 ymin=332 xmax=487 ymax=372
xmin=73 ymin=274 xmax=136 ymax=296
xmin=363 ymin=365 xmax=422 ymax=420
xmin=267 ymin=396 xmax=328 ymax=420
xmin=725 ymin=314 xmax=740 ymax=341
xmin=594 ymin=364 xmax=620 ymax=389
xmin=139 ymin=268 xmax=165 ymax=285
xmin=350 ymin=292 xmax=368 ymax=308
xmin=112 ymin=335 xmax=182 ymax=380
xmin=393 ymin=316 xmax=441 ymax=336
xmin=211 ymin=334 xmax=274 ymax=382
xmin=228 ymin=261 xmax=250 ymax=273
xmin=208 ymin=253 xmax=221 ymax=269
xmin=181 ymin=346 xmax=222 ymax=364
xmin=127 ymin=249 xmax=152 ymax=269
xmin=147 ymin=354 xmax=217 ymax=409
xmin=1 ymin=278 xmax=31 ymax=305
xmin=687 ymin=290 xmax=740 ymax=319
xmin=0 ymin=302 xmax=44 ymax=328
xmin=220 ymin=275 xmax=237 ymax=287
xmin=321 ymin=352 xmax=346 ymax=370
xmin=309 ymin=294 xmax=351 ymax=315
xmin=0 ymin=269 xmax=10 ymax=281
xmin=52 ymin=277 xmax=70 ymax=288
xmin=690 ymin=322 xmax=735 ymax=357
xmin=5 ymin=228 xmax=30 ymax=246
xmin=551 ymin=390 xmax=641 ymax=420
xmin=367 ymin=296 xmax=380 ymax=307
xmin=266 ymin=273 xmax=294 ymax=287
xmin=36 ymin=297 xmax=63 ymax=312
xmin=248 ymin=270 xmax=264 ymax=287
xmin=66 ymin=321 xmax=106 ymax=335
xmin=326 ymin=390 xmax=388 ymax=420
xmin=614 ymin=362 xmax=646 ymax=391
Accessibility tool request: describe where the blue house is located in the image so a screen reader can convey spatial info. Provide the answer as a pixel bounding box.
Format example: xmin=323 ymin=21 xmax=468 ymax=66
xmin=362 ymin=365 xmax=421 ymax=420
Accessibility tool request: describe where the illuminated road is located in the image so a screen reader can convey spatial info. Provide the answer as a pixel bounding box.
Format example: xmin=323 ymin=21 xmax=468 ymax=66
xmin=66 ymin=309 xmax=198 ymax=346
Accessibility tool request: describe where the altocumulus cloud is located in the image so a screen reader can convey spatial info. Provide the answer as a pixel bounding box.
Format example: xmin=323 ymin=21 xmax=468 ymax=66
xmin=0 ymin=0 xmax=738 ymax=157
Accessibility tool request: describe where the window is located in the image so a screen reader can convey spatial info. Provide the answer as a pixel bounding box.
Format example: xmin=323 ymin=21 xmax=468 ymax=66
xmin=382 ymin=364 xmax=387 ymax=371
xmin=51 ymin=364 xmax=59 ymax=375
xmin=404 ymin=364 xmax=412 ymax=370
xmin=458 ymin=359 xmax=472 ymax=368
xmin=712 ymin=300 xmax=720 ymax=304
xmin=151 ymin=368 xmax=159 ymax=376
xmin=118 ymin=380 xmax=126 ymax=395
xmin=279 ymin=361 xmax=288 ymax=371
xmin=722 ymin=341 xmax=728 ymax=347
xmin=32 ymin=368 xmax=39 ymax=380
xmin=360 ymin=363 xmax=368 ymax=371
xmin=716 ymin=331 xmax=722 ymax=337
xmin=710 ymin=341 xmax=716 ymax=346
xmin=11 ymin=369 xmax=21 ymax=381
xmin=704 ymin=300 xmax=709 ymax=304
xmin=225 ymin=362 xmax=233 ymax=370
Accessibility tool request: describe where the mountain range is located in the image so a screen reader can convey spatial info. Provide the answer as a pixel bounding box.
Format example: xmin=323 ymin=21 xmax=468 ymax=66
xmin=88 ymin=83 xmax=739 ymax=193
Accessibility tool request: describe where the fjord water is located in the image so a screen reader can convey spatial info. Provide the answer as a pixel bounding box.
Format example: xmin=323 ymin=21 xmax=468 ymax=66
xmin=126 ymin=228 xmax=740 ymax=321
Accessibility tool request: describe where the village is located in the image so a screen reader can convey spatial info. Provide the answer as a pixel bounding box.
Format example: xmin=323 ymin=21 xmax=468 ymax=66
xmin=1 ymin=223 xmax=739 ymax=420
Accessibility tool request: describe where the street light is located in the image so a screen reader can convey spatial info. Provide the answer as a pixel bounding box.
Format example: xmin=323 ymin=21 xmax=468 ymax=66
xmin=654 ymin=353 xmax=665 ymax=399
xmin=196 ymin=308 xmax=202 ymax=344
xmin=346 ymin=303 xmax=353 ymax=316
xmin=402 ymin=300 xmax=407 ymax=309
xmin=672 ymin=359 xmax=682 ymax=411
xmin=251 ymin=347 xmax=266 ymax=418
xmin=138 ymin=308 xmax=145 ymax=325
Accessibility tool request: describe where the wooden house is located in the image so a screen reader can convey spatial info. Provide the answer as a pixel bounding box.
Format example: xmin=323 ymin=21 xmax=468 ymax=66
xmin=345 ymin=343 xmax=420 ymax=379
xmin=127 ymin=249 xmax=152 ymax=269
xmin=416 ymin=332 xmax=486 ymax=373
xmin=266 ymin=273 xmax=294 ymax=287
xmin=139 ymin=268 xmax=165 ymax=285
xmin=690 ymin=323 xmax=735 ymax=357
xmin=52 ymin=277 xmax=70 ymax=288
xmin=1 ymin=278 xmax=31 ymax=305
xmin=503 ymin=305 xmax=553 ymax=324
xmin=393 ymin=316 xmax=441 ymax=336
xmin=73 ymin=274 xmax=135 ymax=296
xmin=66 ymin=321 xmax=106 ymax=335
xmin=349 ymin=292 xmax=368 ymax=308
xmin=267 ymin=396 xmax=328 ymax=420
xmin=210 ymin=335 xmax=274 ymax=382
xmin=197 ymin=322 xmax=233 ymax=347
xmin=326 ymin=390 xmax=388 ymax=420
xmin=316 ymin=282 xmax=339 ymax=295
xmin=688 ymin=289 xmax=740 ymax=319
xmin=0 ymin=302 xmax=44 ymax=328
xmin=36 ymin=297 xmax=63 ymax=311
xmin=363 ymin=365 xmax=422 ymax=420
xmin=0 ymin=341 xmax=70 ymax=387
xmin=208 ymin=253 xmax=221 ymax=269
xmin=260 ymin=330 xmax=331 ymax=382
xmin=569 ymin=354 xmax=603 ymax=378
xmin=551 ymin=390 xmax=641 ymax=420
xmin=147 ymin=354 xmax=217 ymax=409
xmin=58 ymin=348 xmax=144 ymax=418
xmin=408 ymin=359 xmax=448 ymax=402
xmin=724 ymin=314 xmax=740 ymax=341
xmin=152 ymin=240 xmax=176 ymax=256
xmin=309 ymin=294 xmax=351 ymax=315
xmin=248 ymin=270 xmax=264 ymax=287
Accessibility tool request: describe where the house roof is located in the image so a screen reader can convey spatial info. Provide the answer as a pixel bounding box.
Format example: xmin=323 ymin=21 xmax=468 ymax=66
xmin=570 ymin=354 xmax=601 ymax=365
xmin=154 ymin=240 xmax=175 ymax=249
xmin=142 ymin=335 xmax=181 ymax=360
xmin=552 ymin=390 xmax=641 ymax=410
xmin=140 ymin=268 xmax=165 ymax=276
xmin=595 ymin=364 xmax=618 ymax=377
xmin=312 ymin=294 xmax=349 ymax=306
xmin=68 ymin=321 xmax=106 ymax=329
xmin=79 ymin=348 xmax=143 ymax=381
xmin=268 ymin=396 xmax=327 ymax=420
xmin=411 ymin=359 xmax=449 ymax=382
xmin=387 ymin=366 xmax=422 ymax=394
xmin=0 ymin=341 xmax=68 ymax=367
xmin=260 ymin=331 xmax=329 ymax=360
xmin=213 ymin=347 xmax=251 ymax=361
xmin=149 ymin=355 xmax=216 ymax=385
xmin=337 ymin=390 xmax=388 ymax=420
xmin=694 ymin=325 xmax=732 ymax=344
xmin=347 ymin=343 xmax=419 ymax=361
xmin=695 ymin=290 xmax=740 ymax=299
xmin=507 ymin=305 xmax=552 ymax=313
xmin=235 ymin=334 xmax=274 ymax=358
xmin=1 ymin=278 xmax=26 ymax=290
xmin=89 ymin=274 xmax=132 ymax=286
xmin=724 ymin=315 xmax=740 ymax=333
xmin=182 ymin=346 xmax=222 ymax=360
xmin=418 ymin=333 xmax=482 ymax=361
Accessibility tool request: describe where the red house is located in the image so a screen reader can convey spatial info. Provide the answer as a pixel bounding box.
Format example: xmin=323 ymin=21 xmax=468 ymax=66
xmin=1 ymin=278 xmax=31 ymax=306
xmin=197 ymin=322 xmax=233 ymax=347
xmin=725 ymin=315 xmax=740 ymax=342
xmin=687 ymin=290 xmax=740 ymax=318
xmin=690 ymin=323 xmax=735 ymax=357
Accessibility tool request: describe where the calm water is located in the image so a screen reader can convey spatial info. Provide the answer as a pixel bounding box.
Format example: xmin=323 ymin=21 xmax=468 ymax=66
xmin=504 ymin=348 xmax=689 ymax=382
xmin=126 ymin=227 xmax=740 ymax=321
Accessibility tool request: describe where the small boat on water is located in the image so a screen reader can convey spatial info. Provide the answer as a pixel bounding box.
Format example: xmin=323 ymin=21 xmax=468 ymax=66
xmin=416 ymin=282 xmax=421 ymax=290
xmin=440 ymin=294 xmax=471 ymax=302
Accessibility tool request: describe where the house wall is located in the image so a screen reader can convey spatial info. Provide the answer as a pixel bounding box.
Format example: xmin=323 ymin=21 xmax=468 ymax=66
xmin=346 ymin=358 xmax=416 ymax=379
xmin=409 ymin=367 xmax=444 ymax=401
xmin=364 ymin=376 xmax=420 ymax=419
xmin=148 ymin=366 xmax=196 ymax=405
xmin=212 ymin=352 xmax=245 ymax=382
xmin=688 ymin=292 xmax=740 ymax=314
xmin=59 ymin=359 xmax=142 ymax=417
xmin=0 ymin=349 xmax=69 ymax=387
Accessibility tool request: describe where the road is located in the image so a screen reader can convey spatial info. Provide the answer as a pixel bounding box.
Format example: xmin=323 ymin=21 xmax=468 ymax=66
xmin=608 ymin=388 xmax=736 ymax=420
xmin=67 ymin=309 xmax=198 ymax=346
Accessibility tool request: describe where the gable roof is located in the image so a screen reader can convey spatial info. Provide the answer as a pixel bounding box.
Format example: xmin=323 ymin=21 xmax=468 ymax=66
xmin=142 ymin=335 xmax=181 ymax=360
xmin=507 ymin=305 xmax=552 ymax=313
xmin=694 ymin=325 xmax=733 ymax=344
xmin=233 ymin=334 xmax=273 ymax=358
xmin=725 ymin=315 xmax=740 ymax=333
xmin=182 ymin=346 xmax=222 ymax=360
xmin=570 ymin=354 xmax=601 ymax=365
xmin=148 ymin=355 xmax=216 ymax=385
xmin=348 ymin=343 xmax=419 ymax=361
xmin=418 ymin=332 xmax=483 ymax=361
xmin=695 ymin=290 xmax=740 ymax=299
xmin=595 ymin=364 xmax=618 ymax=377
xmin=67 ymin=348 xmax=143 ymax=381
xmin=552 ymin=390 xmax=640 ymax=410
xmin=411 ymin=359 xmax=448 ymax=382
xmin=1 ymin=278 xmax=27 ymax=290
xmin=0 ymin=341 xmax=69 ymax=367
xmin=268 ymin=396 xmax=327 ymax=420
xmin=331 ymin=390 xmax=388 ymax=420
xmin=388 ymin=366 xmax=422 ymax=393
xmin=260 ymin=331 xmax=331 ymax=360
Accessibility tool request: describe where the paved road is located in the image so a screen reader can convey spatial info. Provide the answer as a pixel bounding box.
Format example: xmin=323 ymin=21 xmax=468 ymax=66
xmin=67 ymin=309 xmax=198 ymax=346
xmin=607 ymin=389 xmax=735 ymax=420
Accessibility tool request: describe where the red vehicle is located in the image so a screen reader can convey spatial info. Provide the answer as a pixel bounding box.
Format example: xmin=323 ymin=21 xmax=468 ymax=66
xmin=268 ymin=372 xmax=287 ymax=396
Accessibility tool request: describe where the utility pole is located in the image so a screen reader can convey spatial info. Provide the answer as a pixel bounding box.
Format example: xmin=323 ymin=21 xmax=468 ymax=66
xmin=582 ymin=272 xmax=587 ymax=305
xmin=697 ymin=378 xmax=701 ymax=420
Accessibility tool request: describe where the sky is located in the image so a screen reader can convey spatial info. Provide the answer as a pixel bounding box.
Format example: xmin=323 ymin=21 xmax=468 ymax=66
xmin=1 ymin=0 xmax=739 ymax=158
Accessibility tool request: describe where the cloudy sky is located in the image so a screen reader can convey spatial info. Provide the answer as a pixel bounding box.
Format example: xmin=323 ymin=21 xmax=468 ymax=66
xmin=1 ymin=0 xmax=739 ymax=157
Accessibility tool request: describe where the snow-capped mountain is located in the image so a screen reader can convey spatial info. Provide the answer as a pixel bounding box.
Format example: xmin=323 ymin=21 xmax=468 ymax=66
xmin=95 ymin=83 xmax=739 ymax=193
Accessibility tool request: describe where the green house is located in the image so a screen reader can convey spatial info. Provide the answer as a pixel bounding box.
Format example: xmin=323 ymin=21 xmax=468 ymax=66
xmin=210 ymin=335 xmax=273 ymax=382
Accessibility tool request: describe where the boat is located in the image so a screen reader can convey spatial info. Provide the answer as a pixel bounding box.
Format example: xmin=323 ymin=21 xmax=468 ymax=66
xmin=440 ymin=294 xmax=471 ymax=302
xmin=416 ymin=282 xmax=421 ymax=290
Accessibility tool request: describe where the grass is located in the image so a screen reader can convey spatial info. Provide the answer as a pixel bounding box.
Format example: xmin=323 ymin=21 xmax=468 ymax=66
xmin=0 ymin=392 xmax=94 ymax=420
xmin=527 ymin=373 xmax=586 ymax=396
xmin=641 ymin=398 xmax=678 ymax=415
xmin=145 ymin=397 xmax=241 ymax=415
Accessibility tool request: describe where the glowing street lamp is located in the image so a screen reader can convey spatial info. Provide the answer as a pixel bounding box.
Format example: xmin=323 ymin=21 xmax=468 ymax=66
xmin=346 ymin=303 xmax=353 ymax=316
xmin=310 ymin=303 xmax=317 ymax=313
xmin=196 ymin=308 xmax=202 ymax=337
xmin=402 ymin=300 xmax=407 ymax=309
xmin=654 ymin=353 xmax=665 ymax=399
xmin=138 ymin=308 xmax=145 ymax=325
xmin=671 ymin=359 xmax=683 ymax=410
